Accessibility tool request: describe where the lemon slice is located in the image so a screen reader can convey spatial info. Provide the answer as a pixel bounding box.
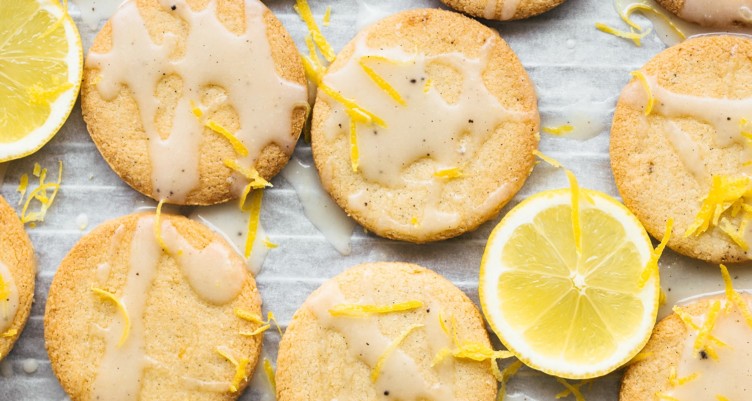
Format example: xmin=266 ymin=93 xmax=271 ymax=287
xmin=479 ymin=188 xmax=659 ymax=379
xmin=0 ymin=0 xmax=83 ymax=162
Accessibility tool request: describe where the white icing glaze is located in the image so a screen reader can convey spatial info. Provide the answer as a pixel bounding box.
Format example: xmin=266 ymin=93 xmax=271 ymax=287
xmin=484 ymin=0 xmax=520 ymax=20
xmin=680 ymin=0 xmax=752 ymax=27
xmin=0 ymin=262 xmax=19 ymax=334
xmin=306 ymin=280 xmax=455 ymax=400
xmin=666 ymin=295 xmax=752 ymax=400
xmin=542 ymin=97 xmax=615 ymax=141
xmin=160 ymin=219 xmax=246 ymax=305
xmin=322 ymin=36 xmax=533 ymax=233
xmin=96 ymin=224 xmax=126 ymax=284
xmin=87 ymin=0 xmax=307 ymax=202
xmin=91 ymin=217 xmax=161 ymax=401
xmin=280 ymin=158 xmax=355 ymax=255
xmin=70 ymin=0 xmax=122 ymax=29
xmin=91 ymin=215 xmax=244 ymax=400
xmin=664 ymin=121 xmax=706 ymax=182
xmin=622 ymin=74 xmax=752 ymax=177
xmin=188 ymin=202 xmax=269 ymax=276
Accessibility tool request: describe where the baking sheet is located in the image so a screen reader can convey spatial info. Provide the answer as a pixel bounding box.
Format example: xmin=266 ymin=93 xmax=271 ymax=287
xmin=1 ymin=0 xmax=752 ymax=399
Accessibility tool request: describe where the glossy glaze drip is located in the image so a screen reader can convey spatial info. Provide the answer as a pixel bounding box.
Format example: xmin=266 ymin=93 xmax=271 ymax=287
xmin=680 ymin=0 xmax=752 ymax=27
xmin=323 ymin=37 xmax=533 ymax=232
xmin=0 ymin=262 xmax=19 ymax=333
xmin=280 ymin=158 xmax=355 ymax=255
xmin=87 ymin=0 xmax=307 ymax=202
xmin=667 ymin=295 xmax=752 ymax=399
xmin=664 ymin=121 xmax=707 ymax=182
xmin=91 ymin=217 xmax=161 ymax=401
xmin=160 ymin=220 xmax=246 ymax=305
xmin=622 ymin=74 xmax=752 ymax=176
xmin=484 ymin=0 xmax=520 ymax=20
xmin=96 ymin=224 xmax=126 ymax=284
xmin=306 ymin=281 xmax=456 ymax=400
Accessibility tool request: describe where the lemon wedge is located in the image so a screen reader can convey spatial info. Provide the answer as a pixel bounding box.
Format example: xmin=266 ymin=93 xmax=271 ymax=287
xmin=479 ymin=188 xmax=659 ymax=379
xmin=0 ymin=0 xmax=83 ymax=162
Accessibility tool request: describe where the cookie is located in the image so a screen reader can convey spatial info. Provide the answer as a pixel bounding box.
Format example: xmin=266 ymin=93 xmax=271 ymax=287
xmin=655 ymin=0 xmax=752 ymax=27
xmin=440 ymin=0 xmax=567 ymax=21
xmin=276 ymin=262 xmax=498 ymax=401
xmin=44 ymin=212 xmax=263 ymax=401
xmin=0 ymin=195 xmax=35 ymax=360
xmin=620 ymin=293 xmax=752 ymax=400
xmin=311 ymin=9 xmax=539 ymax=243
xmin=81 ymin=0 xmax=308 ymax=205
xmin=610 ymin=35 xmax=752 ymax=263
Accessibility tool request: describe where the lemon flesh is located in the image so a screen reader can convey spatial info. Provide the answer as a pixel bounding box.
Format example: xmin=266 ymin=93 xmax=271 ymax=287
xmin=480 ymin=189 xmax=658 ymax=379
xmin=0 ymin=0 xmax=82 ymax=161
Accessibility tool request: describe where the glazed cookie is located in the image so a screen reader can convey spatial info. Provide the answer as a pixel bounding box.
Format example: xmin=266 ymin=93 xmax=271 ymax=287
xmin=45 ymin=212 xmax=263 ymax=401
xmin=441 ymin=0 xmax=567 ymax=20
xmin=0 ymin=196 xmax=35 ymax=360
xmin=311 ymin=9 xmax=539 ymax=243
xmin=655 ymin=0 xmax=752 ymax=27
xmin=276 ymin=262 xmax=498 ymax=401
xmin=610 ymin=35 xmax=752 ymax=263
xmin=82 ymin=0 xmax=308 ymax=205
xmin=620 ymin=293 xmax=752 ymax=400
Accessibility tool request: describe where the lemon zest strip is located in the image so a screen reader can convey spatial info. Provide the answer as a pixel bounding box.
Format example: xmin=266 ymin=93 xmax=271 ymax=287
xmin=205 ymin=121 xmax=249 ymax=157
xmin=423 ymin=78 xmax=432 ymax=93
xmin=91 ymin=287 xmax=131 ymax=347
xmin=216 ymin=347 xmax=249 ymax=393
xmin=371 ymin=324 xmax=423 ymax=383
xmin=630 ymin=71 xmax=655 ymax=116
xmin=1 ymin=328 xmax=17 ymax=338
xmin=719 ymin=218 xmax=749 ymax=250
xmin=263 ymin=358 xmax=276 ymax=393
xmin=322 ymin=5 xmax=332 ymax=26
xmin=668 ymin=365 xmax=699 ymax=386
xmin=223 ymin=159 xmax=272 ymax=190
xmin=532 ymin=150 xmax=562 ymax=168
xmin=623 ymin=3 xmax=686 ymax=39
xmin=639 ymin=218 xmax=672 ymax=288
xmin=16 ymin=174 xmax=28 ymax=206
xmin=720 ymin=264 xmax=752 ymax=328
xmin=244 ymin=190 xmax=263 ymax=259
xmin=349 ymin=120 xmax=360 ymax=172
xmin=566 ymin=170 xmax=582 ymax=254
xmin=263 ymin=237 xmax=278 ymax=249
xmin=595 ymin=22 xmax=648 ymax=46
xmin=153 ymin=199 xmax=170 ymax=253
xmin=555 ymin=378 xmax=586 ymax=401
xmin=684 ymin=175 xmax=752 ymax=238
xmin=235 ymin=309 xmax=283 ymax=336
xmin=497 ymin=360 xmax=523 ymax=401
xmin=693 ymin=300 xmax=722 ymax=360
xmin=20 ymin=160 xmax=63 ymax=225
xmin=716 ymin=396 xmax=731 ymax=401
xmin=329 ymin=300 xmax=423 ymax=317
xmin=543 ymin=124 xmax=574 ymax=135
xmin=318 ymin=84 xmax=386 ymax=127
xmin=656 ymin=393 xmax=680 ymax=401
xmin=358 ymin=59 xmax=406 ymax=106
xmin=434 ymin=167 xmax=463 ymax=179
xmin=294 ymin=0 xmax=335 ymax=62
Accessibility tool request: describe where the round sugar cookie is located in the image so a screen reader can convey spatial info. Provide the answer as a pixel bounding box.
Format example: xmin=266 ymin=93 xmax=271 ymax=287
xmin=81 ymin=0 xmax=308 ymax=206
xmin=45 ymin=212 xmax=263 ymax=401
xmin=276 ymin=262 xmax=498 ymax=401
xmin=311 ymin=9 xmax=539 ymax=243
xmin=0 ymin=195 xmax=35 ymax=360
xmin=620 ymin=294 xmax=752 ymax=400
xmin=655 ymin=0 xmax=752 ymax=28
xmin=610 ymin=35 xmax=752 ymax=263
xmin=440 ymin=0 xmax=567 ymax=20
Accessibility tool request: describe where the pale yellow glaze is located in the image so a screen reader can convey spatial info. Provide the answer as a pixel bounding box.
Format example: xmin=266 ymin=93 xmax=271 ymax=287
xmin=680 ymin=0 xmax=752 ymax=27
xmin=305 ymin=280 xmax=456 ymax=400
xmin=87 ymin=0 xmax=307 ymax=202
xmin=323 ymin=37 xmax=532 ymax=233
xmin=666 ymin=295 xmax=752 ymax=400
xmin=0 ymin=262 xmax=19 ymax=334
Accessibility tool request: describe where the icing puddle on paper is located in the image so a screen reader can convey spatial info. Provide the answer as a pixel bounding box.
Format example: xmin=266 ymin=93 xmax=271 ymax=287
xmin=87 ymin=0 xmax=307 ymax=202
xmin=0 ymin=262 xmax=19 ymax=334
xmin=91 ymin=216 xmax=246 ymax=400
xmin=70 ymin=0 xmax=122 ymax=29
xmin=665 ymin=294 xmax=752 ymax=400
xmin=323 ymin=37 xmax=533 ymax=233
xmin=306 ymin=280 xmax=455 ymax=400
xmin=280 ymin=158 xmax=356 ymax=255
